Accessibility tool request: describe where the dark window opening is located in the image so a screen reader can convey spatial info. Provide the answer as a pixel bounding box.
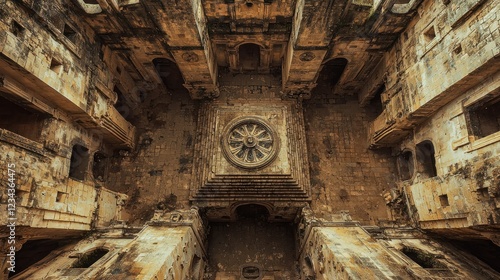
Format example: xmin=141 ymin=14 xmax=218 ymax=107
xmin=189 ymin=254 xmax=202 ymax=279
xmin=92 ymin=152 xmax=107 ymax=182
xmin=235 ymin=204 xmax=269 ymax=221
xmin=398 ymin=150 xmax=414 ymax=181
xmin=242 ymin=266 xmax=260 ymax=279
xmin=8 ymin=239 xmax=71 ymax=277
xmin=467 ymin=95 xmax=500 ymax=138
xmin=401 ymin=246 xmax=445 ymax=269
xmin=245 ymin=1 xmax=254 ymax=8
xmin=305 ymin=255 xmax=314 ymax=269
xmin=63 ymin=24 xmax=77 ymax=43
xmin=239 ymin=43 xmax=261 ymax=72
xmin=439 ymin=194 xmax=449 ymax=207
xmin=424 ymin=26 xmax=436 ymax=42
xmin=11 ymin=20 xmax=25 ymax=37
xmin=69 ymin=144 xmax=89 ymax=181
xmin=71 ymin=248 xmax=109 ymax=268
xmin=113 ymin=85 xmax=132 ymax=121
xmin=50 ymin=58 xmax=63 ymax=74
xmin=56 ymin=191 xmax=67 ymax=203
xmin=416 ymin=140 xmax=437 ymax=178
xmin=370 ymin=83 xmax=385 ymax=116
xmin=152 ymin=58 xmax=187 ymax=93
xmin=0 ymin=95 xmax=47 ymax=141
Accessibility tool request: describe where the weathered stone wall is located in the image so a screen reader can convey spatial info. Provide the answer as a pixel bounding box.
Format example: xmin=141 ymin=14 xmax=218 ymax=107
xmin=12 ymin=209 xmax=207 ymax=280
xmin=0 ymin=3 xmax=131 ymax=269
xmin=398 ymin=71 xmax=500 ymax=230
xmin=297 ymin=208 xmax=500 ymax=279
xmin=106 ymin=90 xmax=198 ymax=225
xmin=304 ymin=97 xmax=398 ymax=225
xmin=361 ymin=0 xmax=500 ymax=233
xmin=0 ymin=117 xmax=125 ymax=233
xmin=370 ymin=0 xmax=499 ymax=146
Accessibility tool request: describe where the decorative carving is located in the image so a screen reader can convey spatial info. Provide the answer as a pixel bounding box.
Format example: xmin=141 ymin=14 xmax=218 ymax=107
xmin=222 ymin=117 xmax=279 ymax=169
xmin=300 ymin=52 xmax=315 ymax=61
xmin=182 ymin=52 xmax=199 ymax=62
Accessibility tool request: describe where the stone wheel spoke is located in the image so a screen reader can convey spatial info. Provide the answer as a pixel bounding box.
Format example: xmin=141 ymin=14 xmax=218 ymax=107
xmin=229 ymin=144 xmax=243 ymax=154
xmin=242 ymin=124 xmax=251 ymax=136
xmin=253 ymin=129 xmax=266 ymax=138
xmin=256 ymin=145 xmax=271 ymax=155
xmin=250 ymin=124 xmax=257 ymax=135
xmin=242 ymin=149 xmax=250 ymax=162
xmin=259 ymin=136 xmax=272 ymax=143
xmin=233 ymin=129 xmax=245 ymax=138
xmin=250 ymin=149 xmax=257 ymax=162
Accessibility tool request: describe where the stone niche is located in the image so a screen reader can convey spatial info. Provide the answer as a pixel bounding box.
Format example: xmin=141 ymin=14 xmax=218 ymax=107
xmin=191 ymin=99 xmax=311 ymax=218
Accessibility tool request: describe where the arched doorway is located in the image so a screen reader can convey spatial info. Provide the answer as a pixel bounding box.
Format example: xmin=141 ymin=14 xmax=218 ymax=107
xmin=152 ymin=58 xmax=186 ymax=92
xmin=238 ymin=43 xmax=261 ymax=72
xmin=313 ymin=57 xmax=348 ymax=95
xmin=235 ymin=203 xmax=270 ymax=220
xmin=207 ymin=203 xmax=297 ymax=278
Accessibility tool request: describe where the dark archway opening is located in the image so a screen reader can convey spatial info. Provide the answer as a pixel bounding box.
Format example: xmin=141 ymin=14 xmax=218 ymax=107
xmin=398 ymin=150 xmax=414 ymax=181
xmin=239 ymin=43 xmax=261 ymax=72
xmin=69 ymin=144 xmax=90 ymax=181
xmin=416 ymin=140 xmax=437 ymax=179
xmin=113 ymin=85 xmax=133 ymax=122
xmin=313 ymin=58 xmax=348 ymax=96
xmin=8 ymin=239 xmax=72 ymax=277
xmin=207 ymin=204 xmax=297 ymax=278
xmin=446 ymin=238 xmax=500 ymax=272
xmin=152 ymin=58 xmax=187 ymax=93
xmin=92 ymin=152 xmax=107 ymax=182
xmin=235 ymin=204 xmax=270 ymax=220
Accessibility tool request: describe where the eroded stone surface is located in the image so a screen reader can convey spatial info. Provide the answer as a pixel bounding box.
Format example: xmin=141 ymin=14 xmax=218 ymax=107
xmin=0 ymin=0 xmax=499 ymax=279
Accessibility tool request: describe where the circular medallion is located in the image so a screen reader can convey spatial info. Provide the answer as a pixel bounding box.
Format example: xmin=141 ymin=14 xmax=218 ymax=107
xmin=222 ymin=117 xmax=279 ymax=169
xmin=299 ymin=52 xmax=315 ymax=61
xmin=182 ymin=52 xmax=199 ymax=62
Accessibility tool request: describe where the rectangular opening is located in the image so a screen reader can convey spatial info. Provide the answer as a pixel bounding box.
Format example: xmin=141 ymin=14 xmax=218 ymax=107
xmin=69 ymin=144 xmax=90 ymax=181
xmin=467 ymin=95 xmax=500 ymax=138
xmin=0 ymin=94 xmax=47 ymax=141
xmin=56 ymin=191 xmax=67 ymax=203
xmin=63 ymin=24 xmax=78 ymax=43
xmin=11 ymin=20 xmax=25 ymax=37
xmin=424 ymin=26 xmax=436 ymax=42
xmin=439 ymin=194 xmax=449 ymax=207
xmin=50 ymin=58 xmax=63 ymax=74
xmin=401 ymin=246 xmax=445 ymax=269
xmin=416 ymin=140 xmax=438 ymax=178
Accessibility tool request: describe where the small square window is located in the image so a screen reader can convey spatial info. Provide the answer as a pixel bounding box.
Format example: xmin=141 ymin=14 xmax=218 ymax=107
xmin=424 ymin=26 xmax=436 ymax=42
xmin=63 ymin=24 xmax=77 ymax=43
xmin=50 ymin=58 xmax=63 ymax=74
xmin=11 ymin=20 xmax=25 ymax=37
xmin=56 ymin=191 xmax=67 ymax=203
xmin=439 ymin=194 xmax=449 ymax=207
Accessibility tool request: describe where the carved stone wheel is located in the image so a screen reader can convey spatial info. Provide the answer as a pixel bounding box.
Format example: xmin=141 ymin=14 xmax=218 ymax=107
xmin=222 ymin=116 xmax=279 ymax=169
